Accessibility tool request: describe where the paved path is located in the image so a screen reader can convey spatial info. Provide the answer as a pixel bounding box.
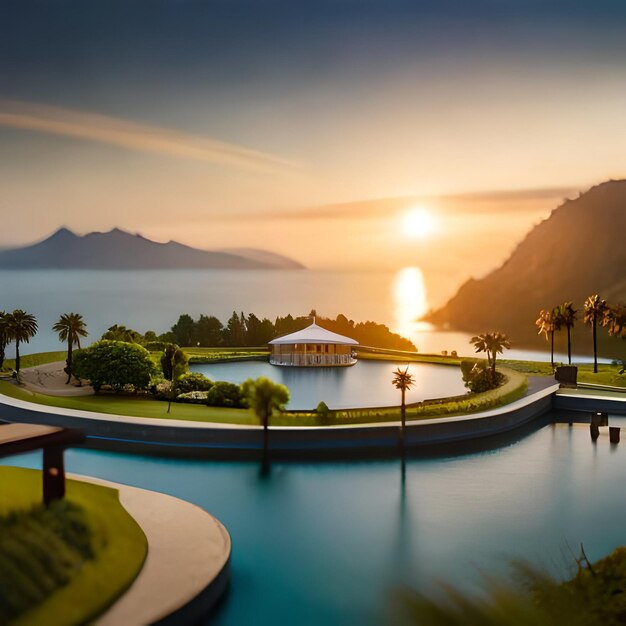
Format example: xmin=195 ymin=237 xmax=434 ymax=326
xmin=69 ymin=475 xmax=231 ymax=625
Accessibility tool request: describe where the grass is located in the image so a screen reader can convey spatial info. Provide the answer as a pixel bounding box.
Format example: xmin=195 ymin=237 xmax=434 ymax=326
xmin=501 ymin=359 xmax=626 ymax=388
xmin=182 ymin=347 xmax=269 ymax=364
xmin=0 ymin=466 xmax=147 ymax=626
xmin=0 ymin=352 xmax=66 ymax=374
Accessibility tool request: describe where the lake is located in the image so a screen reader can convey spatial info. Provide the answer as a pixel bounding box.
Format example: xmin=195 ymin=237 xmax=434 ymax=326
xmin=0 ymin=268 xmax=567 ymax=361
xmin=4 ymin=415 xmax=626 ymax=625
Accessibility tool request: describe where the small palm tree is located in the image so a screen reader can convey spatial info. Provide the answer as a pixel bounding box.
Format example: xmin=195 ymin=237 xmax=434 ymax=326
xmin=0 ymin=311 xmax=9 ymax=370
xmin=470 ymin=331 xmax=511 ymax=379
xmin=392 ymin=367 xmax=415 ymax=448
xmin=583 ymin=295 xmax=608 ymax=374
xmin=242 ymin=377 xmax=290 ymax=461
xmin=535 ymin=309 xmax=558 ymax=370
xmin=53 ymin=313 xmax=88 ymax=383
xmin=554 ymin=302 xmax=577 ymax=365
xmin=6 ymin=309 xmax=38 ymax=374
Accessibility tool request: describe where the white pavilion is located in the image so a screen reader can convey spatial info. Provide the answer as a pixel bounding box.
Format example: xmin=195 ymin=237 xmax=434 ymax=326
xmin=268 ymin=321 xmax=358 ymax=367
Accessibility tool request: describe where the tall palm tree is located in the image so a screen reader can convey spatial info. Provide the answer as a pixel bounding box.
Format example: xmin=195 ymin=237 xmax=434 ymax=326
xmin=0 ymin=311 xmax=9 ymax=370
xmin=554 ymin=302 xmax=577 ymax=365
xmin=583 ymin=295 xmax=608 ymax=374
xmin=470 ymin=331 xmax=511 ymax=379
xmin=53 ymin=313 xmax=88 ymax=383
xmin=6 ymin=309 xmax=38 ymax=374
xmin=392 ymin=367 xmax=415 ymax=448
xmin=535 ymin=309 xmax=558 ymax=370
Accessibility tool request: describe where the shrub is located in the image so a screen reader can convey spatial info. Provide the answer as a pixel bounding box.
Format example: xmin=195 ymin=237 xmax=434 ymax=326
xmin=316 ymin=401 xmax=332 ymax=425
xmin=461 ymin=358 xmax=504 ymax=393
xmin=160 ymin=343 xmax=188 ymax=381
xmin=206 ymin=381 xmax=247 ymax=408
xmin=173 ymin=372 xmax=213 ymax=395
xmin=176 ymin=391 xmax=209 ymax=404
xmin=73 ymin=340 xmax=155 ymax=392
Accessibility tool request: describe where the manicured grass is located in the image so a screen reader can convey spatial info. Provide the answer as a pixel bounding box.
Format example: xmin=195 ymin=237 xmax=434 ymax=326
xmin=182 ymin=347 xmax=269 ymax=364
xmin=0 ymin=466 xmax=147 ymax=626
xmin=0 ymin=352 xmax=66 ymax=374
xmin=0 ymin=380 xmax=259 ymax=425
xmin=501 ymin=359 xmax=626 ymax=388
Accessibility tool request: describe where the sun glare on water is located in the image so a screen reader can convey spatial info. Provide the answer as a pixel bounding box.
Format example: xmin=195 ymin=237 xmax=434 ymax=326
xmin=393 ymin=266 xmax=430 ymax=340
xmin=403 ymin=207 xmax=437 ymax=239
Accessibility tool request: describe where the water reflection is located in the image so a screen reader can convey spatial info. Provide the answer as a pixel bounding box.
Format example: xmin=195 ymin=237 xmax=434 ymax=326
xmin=393 ymin=267 xmax=430 ymax=341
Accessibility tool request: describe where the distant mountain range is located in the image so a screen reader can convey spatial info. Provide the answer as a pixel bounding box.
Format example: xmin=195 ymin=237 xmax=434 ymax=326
xmin=0 ymin=227 xmax=305 ymax=270
xmin=425 ymin=180 xmax=626 ymax=358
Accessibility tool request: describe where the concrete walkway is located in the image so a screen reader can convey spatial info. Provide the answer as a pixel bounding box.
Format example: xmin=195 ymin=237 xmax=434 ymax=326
xmin=70 ymin=475 xmax=231 ymax=625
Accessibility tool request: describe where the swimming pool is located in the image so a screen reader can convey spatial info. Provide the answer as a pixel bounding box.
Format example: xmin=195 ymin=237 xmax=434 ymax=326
xmin=4 ymin=412 xmax=626 ymax=625
xmin=191 ymin=360 xmax=468 ymax=410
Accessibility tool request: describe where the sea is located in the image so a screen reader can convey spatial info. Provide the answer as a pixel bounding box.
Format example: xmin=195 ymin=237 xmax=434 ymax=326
xmin=0 ymin=268 xmax=577 ymax=362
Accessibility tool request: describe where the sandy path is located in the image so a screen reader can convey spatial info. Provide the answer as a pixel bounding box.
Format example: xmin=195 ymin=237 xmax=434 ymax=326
xmin=18 ymin=361 xmax=94 ymax=396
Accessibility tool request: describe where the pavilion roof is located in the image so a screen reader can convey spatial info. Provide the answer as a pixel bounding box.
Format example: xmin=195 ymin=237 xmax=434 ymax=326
xmin=269 ymin=322 xmax=359 ymax=346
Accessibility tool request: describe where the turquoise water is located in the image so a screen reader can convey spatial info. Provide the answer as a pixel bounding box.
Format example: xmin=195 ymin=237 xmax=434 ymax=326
xmin=191 ymin=360 xmax=468 ymax=410
xmin=4 ymin=415 xmax=626 ymax=625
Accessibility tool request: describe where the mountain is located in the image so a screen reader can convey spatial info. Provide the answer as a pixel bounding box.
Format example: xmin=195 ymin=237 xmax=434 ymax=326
xmin=0 ymin=228 xmax=305 ymax=270
xmin=425 ymin=180 xmax=626 ymax=358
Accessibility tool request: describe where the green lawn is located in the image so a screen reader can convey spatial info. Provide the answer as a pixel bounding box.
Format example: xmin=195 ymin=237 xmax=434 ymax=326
xmin=0 ymin=466 xmax=146 ymax=625
xmin=501 ymin=359 xmax=626 ymax=388
xmin=0 ymin=352 xmax=66 ymax=374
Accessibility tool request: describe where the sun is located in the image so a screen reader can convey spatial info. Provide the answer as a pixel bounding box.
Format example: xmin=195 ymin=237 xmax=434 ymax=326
xmin=402 ymin=207 xmax=437 ymax=239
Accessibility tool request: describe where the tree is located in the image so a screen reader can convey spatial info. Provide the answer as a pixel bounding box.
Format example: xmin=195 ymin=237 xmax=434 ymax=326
xmin=470 ymin=331 xmax=511 ymax=379
xmin=392 ymin=367 xmax=415 ymax=448
xmin=206 ymin=381 xmax=246 ymax=407
xmin=72 ymin=340 xmax=155 ymax=392
xmin=53 ymin=312 xmax=88 ymax=383
xmin=160 ymin=343 xmax=188 ymax=381
xmin=241 ymin=377 xmax=290 ymax=459
xmin=171 ymin=314 xmax=197 ymax=347
xmin=603 ymin=303 xmax=626 ymax=339
xmin=223 ymin=311 xmax=247 ymax=346
xmin=196 ymin=315 xmax=223 ymax=346
xmin=0 ymin=312 xmax=9 ymax=370
xmin=101 ymin=324 xmax=143 ymax=343
xmin=583 ymin=295 xmax=608 ymax=374
xmin=554 ymin=302 xmax=577 ymax=365
xmin=6 ymin=309 xmax=38 ymax=374
xmin=535 ymin=309 xmax=559 ymax=370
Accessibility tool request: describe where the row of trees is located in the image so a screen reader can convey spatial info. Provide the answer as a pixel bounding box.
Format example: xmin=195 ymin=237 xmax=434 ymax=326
xmin=536 ymin=296 xmax=625 ymax=372
xmin=131 ymin=310 xmax=417 ymax=351
xmin=0 ymin=310 xmax=88 ymax=380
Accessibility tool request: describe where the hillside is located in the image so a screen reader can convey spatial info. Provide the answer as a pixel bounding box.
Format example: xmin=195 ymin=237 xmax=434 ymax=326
xmin=0 ymin=228 xmax=305 ymax=270
xmin=426 ymin=180 xmax=626 ymax=358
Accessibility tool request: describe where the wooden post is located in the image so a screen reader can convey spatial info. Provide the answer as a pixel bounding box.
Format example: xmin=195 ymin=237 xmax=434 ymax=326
xmin=590 ymin=424 xmax=600 ymax=441
xmin=43 ymin=445 xmax=66 ymax=506
xmin=591 ymin=411 xmax=609 ymax=427
xmin=610 ymin=427 xmax=620 ymax=444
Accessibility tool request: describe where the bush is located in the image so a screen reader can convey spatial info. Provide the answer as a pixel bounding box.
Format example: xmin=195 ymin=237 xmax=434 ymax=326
xmin=160 ymin=343 xmax=188 ymax=381
xmin=152 ymin=379 xmax=173 ymax=400
xmin=461 ymin=358 xmax=504 ymax=393
xmin=206 ymin=381 xmax=247 ymax=408
xmin=316 ymin=401 xmax=332 ymax=425
xmin=176 ymin=391 xmax=209 ymax=404
xmin=173 ymin=372 xmax=213 ymax=395
xmin=73 ymin=340 xmax=155 ymax=392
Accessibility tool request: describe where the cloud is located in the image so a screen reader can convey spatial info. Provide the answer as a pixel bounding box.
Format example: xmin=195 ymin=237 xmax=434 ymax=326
xmin=209 ymin=185 xmax=579 ymax=222
xmin=0 ymin=99 xmax=296 ymax=174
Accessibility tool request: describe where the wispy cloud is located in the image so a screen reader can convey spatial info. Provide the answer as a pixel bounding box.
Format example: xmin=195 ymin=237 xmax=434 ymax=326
xmin=210 ymin=186 xmax=579 ymax=222
xmin=0 ymin=99 xmax=295 ymax=173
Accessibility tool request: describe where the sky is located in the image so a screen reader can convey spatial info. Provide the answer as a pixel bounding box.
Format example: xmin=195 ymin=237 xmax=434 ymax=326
xmin=1 ymin=0 xmax=625 ymax=294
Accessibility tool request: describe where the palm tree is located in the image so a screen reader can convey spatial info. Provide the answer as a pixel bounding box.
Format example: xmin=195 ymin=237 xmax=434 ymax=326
xmin=53 ymin=313 xmax=88 ymax=383
xmin=554 ymin=302 xmax=577 ymax=365
xmin=0 ymin=311 xmax=9 ymax=370
xmin=470 ymin=331 xmax=511 ymax=379
xmin=392 ymin=367 xmax=415 ymax=448
xmin=583 ymin=295 xmax=608 ymax=374
xmin=6 ymin=309 xmax=38 ymax=375
xmin=535 ymin=309 xmax=558 ymax=370
xmin=603 ymin=303 xmax=626 ymax=339
xmin=242 ymin=377 xmax=290 ymax=466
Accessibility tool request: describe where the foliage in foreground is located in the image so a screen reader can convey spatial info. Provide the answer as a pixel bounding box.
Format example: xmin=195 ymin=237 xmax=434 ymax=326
xmin=72 ymin=340 xmax=155 ymax=392
xmin=399 ymin=547 xmax=626 ymax=626
xmin=0 ymin=500 xmax=93 ymax=623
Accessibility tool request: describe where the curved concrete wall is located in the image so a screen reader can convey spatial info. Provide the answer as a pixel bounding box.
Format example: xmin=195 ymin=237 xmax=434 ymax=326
xmin=0 ymin=384 xmax=563 ymax=458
